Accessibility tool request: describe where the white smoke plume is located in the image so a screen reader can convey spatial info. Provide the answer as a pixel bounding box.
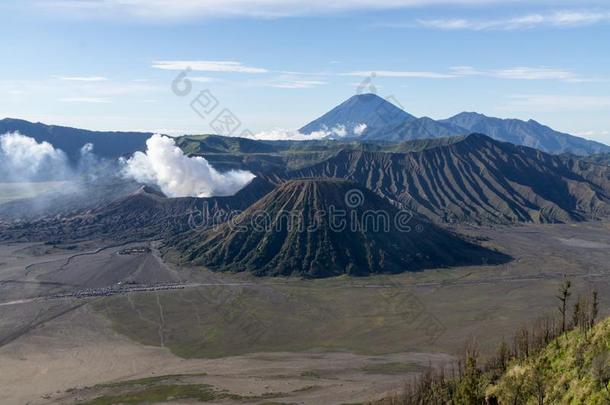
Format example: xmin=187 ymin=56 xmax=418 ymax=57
xmin=122 ymin=134 xmax=255 ymax=198
xmin=0 ymin=132 xmax=71 ymax=181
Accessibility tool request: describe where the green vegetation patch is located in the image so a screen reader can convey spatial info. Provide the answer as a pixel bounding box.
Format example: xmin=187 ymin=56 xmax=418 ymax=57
xmin=80 ymin=383 xmax=218 ymax=404
xmin=300 ymin=370 xmax=321 ymax=379
xmin=256 ymin=403 xmax=296 ymax=405
xmin=95 ymin=373 xmax=208 ymax=389
xmin=75 ymin=372 xmax=297 ymax=405
xmin=488 ymin=318 xmax=610 ymax=404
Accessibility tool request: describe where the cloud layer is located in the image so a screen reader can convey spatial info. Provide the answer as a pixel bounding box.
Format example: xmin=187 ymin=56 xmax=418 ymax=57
xmin=450 ymin=66 xmax=589 ymax=82
xmin=418 ymin=11 xmax=610 ymax=30
xmin=122 ymin=134 xmax=255 ymax=197
xmin=344 ymin=70 xmax=454 ymax=79
xmin=152 ymin=60 xmax=268 ymax=74
xmin=251 ymin=123 xmax=366 ymax=140
xmin=344 ymin=66 xmax=591 ymax=82
xmin=39 ymin=0 xmax=542 ymax=20
xmin=55 ymin=76 xmax=108 ymax=82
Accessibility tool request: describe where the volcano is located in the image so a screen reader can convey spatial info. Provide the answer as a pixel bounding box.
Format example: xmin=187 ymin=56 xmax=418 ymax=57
xmin=297 ymin=95 xmax=610 ymax=154
xmin=299 ymin=93 xmax=414 ymax=137
xmin=168 ymin=178 xmax=508 ymax=278
xmin=1 ymin=177 xmax=275 ymax=242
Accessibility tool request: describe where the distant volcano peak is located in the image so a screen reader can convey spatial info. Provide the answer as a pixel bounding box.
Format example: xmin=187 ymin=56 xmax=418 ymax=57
xmin=299 ymin=93 xmax=415 ymax=137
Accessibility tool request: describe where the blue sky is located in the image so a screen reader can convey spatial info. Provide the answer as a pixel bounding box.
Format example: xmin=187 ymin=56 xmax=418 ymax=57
xmin=1 ymin=0 xmax=610 ymax=143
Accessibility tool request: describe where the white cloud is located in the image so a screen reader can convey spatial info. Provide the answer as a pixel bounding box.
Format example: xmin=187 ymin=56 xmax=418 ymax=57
xmin=449 ymin=66 xmax=485 ymax=76
xmin=551 ymin=10 xmax=610 ymax=26
xmin=331 ymin=125 xmax=347 ymax=137
xmin=55 ymin=75 xmax=108 ymax=82
xmin=58 ymin=97 xmax=112 ymax=103
xmin=494 ymin=67 xmax=578 ymax=81
xmin=240 ymin=73 xmax=327 ymax=89
xmin=503 ymin=94 xmax=610 ymax=112
xmin=449 ymin=65 xmax=591 ymax=82
xmin=344 ymin=70 xmax=454 ymax=79
xmin=37 ymin=1 xmax=542 ymax=20
xmin=122 ymin=134 xmax=255 ymax=197
xmin=343 ymin=66 xmax=590 ymax=82
xmin=249 ymin=129 xmax=325 ymax=141
xmin=418 ymin=11 xmax=610 ymax=31
xmin=251 ymin=124 xmax=353 ymax=140
xmin=269 ymin=79 xmax=327 ymax=89
xmin=354 ymin=123 xmax=368 ymax=136
xmin=575 ymin=130 xmax=610 ymax=137
xmin=152 ymin=60 xmax=268 ymax=74
xmin=190 ymin=76 xmax=218 ymax=83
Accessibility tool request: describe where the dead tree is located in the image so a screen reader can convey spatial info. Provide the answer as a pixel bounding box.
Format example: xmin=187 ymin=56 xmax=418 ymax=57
xmin=557 ymin=277 xmax=571 ymax=334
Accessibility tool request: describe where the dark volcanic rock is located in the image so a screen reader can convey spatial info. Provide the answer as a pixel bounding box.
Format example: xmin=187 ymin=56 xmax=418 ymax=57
xmin=291 ymin=134 xmax=610 ymax=224
xmin=1 ymin=177 xmax=275 ymax=242
xmin=167 ymin=178 xmax=509 ymax=278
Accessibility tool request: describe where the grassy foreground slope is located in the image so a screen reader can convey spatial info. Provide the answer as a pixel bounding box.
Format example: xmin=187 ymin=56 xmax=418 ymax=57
xmin=488 ymin=317 xmax=610 ymax=404
xmin=375 ymin=316 xmax=610 ymax=405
